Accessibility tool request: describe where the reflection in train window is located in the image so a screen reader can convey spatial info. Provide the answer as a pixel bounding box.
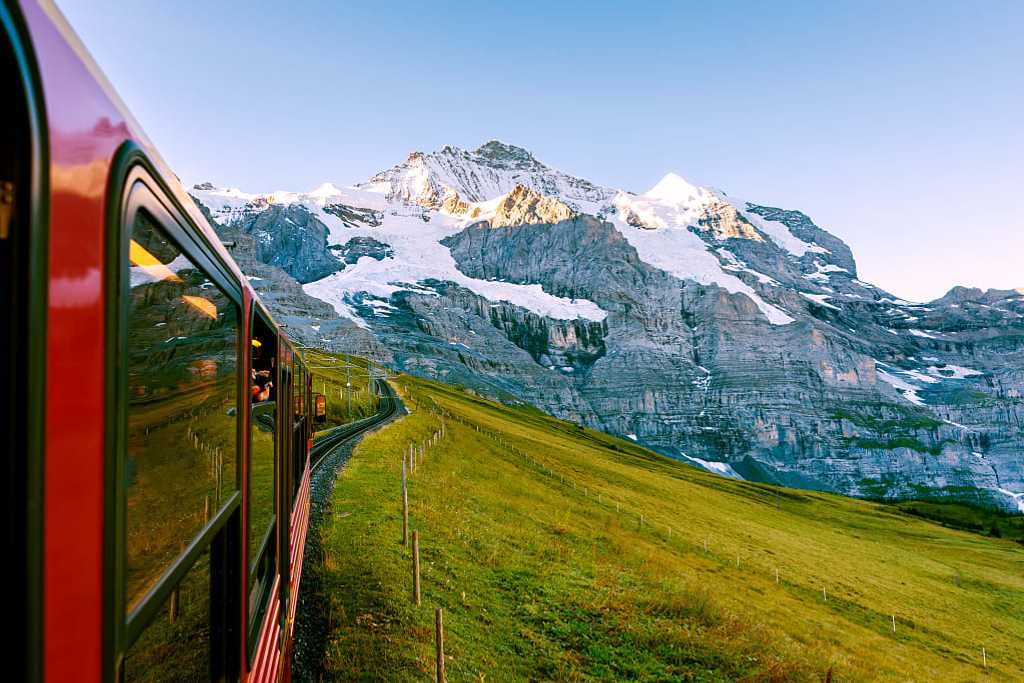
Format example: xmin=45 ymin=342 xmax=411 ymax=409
xmin=125 ymin=210 xmax=238 ymax=612
xmin=123 ymin=549 xmax=210 ymax=682
xmin=248 ymin=312 xmax=276 ymax=627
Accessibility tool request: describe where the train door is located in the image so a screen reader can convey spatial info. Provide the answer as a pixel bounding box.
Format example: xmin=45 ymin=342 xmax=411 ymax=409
xmin=1 ymin=6 xmax=46 ymax=682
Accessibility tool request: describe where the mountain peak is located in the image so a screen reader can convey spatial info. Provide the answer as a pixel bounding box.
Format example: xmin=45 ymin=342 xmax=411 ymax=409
xmin=473 ymin=140 xmax=538 ymax=167
xmin=360 ymin=138 xmax=616 ymax=209
xmin=308 ymin=181 xmax=344 ymax=198
xmin=644 ymin=172 xmax=705 ymax=205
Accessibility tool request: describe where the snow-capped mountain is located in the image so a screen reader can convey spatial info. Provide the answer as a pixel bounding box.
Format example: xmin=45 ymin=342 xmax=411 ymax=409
xmin=190 ymin=140 xmax=1024 ymax=513
xmin=357 ymin=140 xmax=618 ymax=213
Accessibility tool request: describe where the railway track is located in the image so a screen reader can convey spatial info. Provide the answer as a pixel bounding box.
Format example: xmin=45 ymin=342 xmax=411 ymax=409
xmin=309 ymin=379 xmax=399 ymax=472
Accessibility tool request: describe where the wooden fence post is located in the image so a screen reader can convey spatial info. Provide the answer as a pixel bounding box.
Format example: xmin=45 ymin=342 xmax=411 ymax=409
xmin=168 ymin=588 xmax=179 ymax=624
xmin=412 ymin=530 xmax=421 ymax=606
xmin=402 ymin=462 xmax=409 ymax=546
xmin=436 ymin=608 xmax=446 ymax=682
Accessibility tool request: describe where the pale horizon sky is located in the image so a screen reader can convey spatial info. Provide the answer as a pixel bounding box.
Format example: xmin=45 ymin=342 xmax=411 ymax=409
xmin=57 ymin=0 xmax=1023 ymax=302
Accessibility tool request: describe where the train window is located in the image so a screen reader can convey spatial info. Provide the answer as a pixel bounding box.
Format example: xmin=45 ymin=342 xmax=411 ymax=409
xmin=293 ymin=364 xmax=304 ymax=420
xmin=248 ymin=312 xmax=276 ymax=632
xmin=291 ymin=356 xmax=304 ymax=503
xmin=123 ymin=549 xmax=211 ymax=682
xmin=124 ymin=209 xmax=239 ymax=612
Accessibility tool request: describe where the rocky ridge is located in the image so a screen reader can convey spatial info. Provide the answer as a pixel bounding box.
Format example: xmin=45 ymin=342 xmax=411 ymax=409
xmin=188 ymin=140 xmax=1024 ymax=512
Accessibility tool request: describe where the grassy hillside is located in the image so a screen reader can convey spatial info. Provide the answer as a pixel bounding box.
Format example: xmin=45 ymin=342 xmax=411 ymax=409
xmin=310 ymin=374 xmax=1024 ymax=681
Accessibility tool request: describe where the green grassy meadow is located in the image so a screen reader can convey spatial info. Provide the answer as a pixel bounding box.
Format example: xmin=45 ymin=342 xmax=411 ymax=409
xmin=312 ymin=373 xmax=1024 ymax=681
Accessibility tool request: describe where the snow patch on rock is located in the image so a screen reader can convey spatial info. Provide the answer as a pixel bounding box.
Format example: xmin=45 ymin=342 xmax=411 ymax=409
xmin=997 ymin=488 xmax=1024 ymax=513
xmin=800 ymin=292 xmax=840 ymax=310
xmin=927 ymin=364 xmax=983 ymax=379
xmin=682 ymin=454 xmax=744 ymax=479
xmin=304 ymin=195 xmax=607 ymax=325
xmin=876 ymin=364 xmax=927 ymax=406
xmin=738 ymin=206 xmax=830 ymax=257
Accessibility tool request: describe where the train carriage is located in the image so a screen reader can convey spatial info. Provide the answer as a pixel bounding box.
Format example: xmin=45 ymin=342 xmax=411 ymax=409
xmin=3 ymin=2 xmax=316 ymax=681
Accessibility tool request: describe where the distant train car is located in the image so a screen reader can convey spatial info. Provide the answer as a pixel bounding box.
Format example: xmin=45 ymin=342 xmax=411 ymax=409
xmin=3 ymin=2 xmax=316 ymax=681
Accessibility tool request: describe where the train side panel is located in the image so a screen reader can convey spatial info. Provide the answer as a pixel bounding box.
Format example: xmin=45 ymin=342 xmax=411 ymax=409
xmin=18 ymin=2 xmax=124 ymax=680
xmin=14 ymin=2 xmax=319 ymax=681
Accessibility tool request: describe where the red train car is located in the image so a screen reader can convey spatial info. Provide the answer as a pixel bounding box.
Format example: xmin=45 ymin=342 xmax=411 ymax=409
xmin=4 ymin=2 xmax=316 ymax=680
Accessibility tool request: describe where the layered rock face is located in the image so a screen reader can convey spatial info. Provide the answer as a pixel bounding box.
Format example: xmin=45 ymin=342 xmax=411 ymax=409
xmin=189 ymin=140 xmax=1024 ymax=512
xmin=490 ymin=185 xmax=575 ymax=228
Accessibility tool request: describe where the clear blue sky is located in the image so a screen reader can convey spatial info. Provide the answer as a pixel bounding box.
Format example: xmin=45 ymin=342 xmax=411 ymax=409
xmin=58 ymin=0 xmax=1023 ymax=301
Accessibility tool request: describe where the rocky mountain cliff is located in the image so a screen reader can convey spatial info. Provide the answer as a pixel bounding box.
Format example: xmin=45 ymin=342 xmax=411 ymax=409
xmin=190 ymin=140 xmax=1024 ymax=512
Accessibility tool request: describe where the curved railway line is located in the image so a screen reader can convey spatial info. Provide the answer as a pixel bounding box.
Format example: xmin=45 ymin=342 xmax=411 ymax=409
xmin=310 ymin=379 xmax=400 ymax=472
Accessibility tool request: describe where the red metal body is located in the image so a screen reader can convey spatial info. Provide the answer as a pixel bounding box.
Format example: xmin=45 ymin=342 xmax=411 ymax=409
xmin=11 ymin=2 xmax=315 ymax=681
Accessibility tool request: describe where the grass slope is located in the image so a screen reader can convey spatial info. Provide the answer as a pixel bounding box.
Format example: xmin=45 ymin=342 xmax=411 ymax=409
xmin=312 ymin=374 xmax=1024 ymax=681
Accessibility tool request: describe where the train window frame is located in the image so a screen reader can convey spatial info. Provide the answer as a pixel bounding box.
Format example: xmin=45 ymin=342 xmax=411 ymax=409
xmin=246 ymin=303 xmax=278 ymax=659
xmin=105 ymin=147 xmax=244 ymax=681
xmin=291 ymin=355 xmax=306 ymax=507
